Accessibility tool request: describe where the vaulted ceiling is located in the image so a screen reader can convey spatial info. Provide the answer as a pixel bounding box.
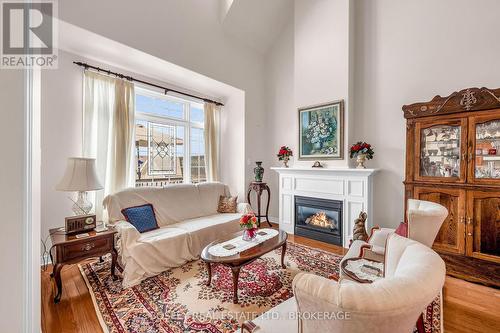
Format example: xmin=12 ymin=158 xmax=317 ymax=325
xmin=221 ymin=0 xmax=293 ymax=55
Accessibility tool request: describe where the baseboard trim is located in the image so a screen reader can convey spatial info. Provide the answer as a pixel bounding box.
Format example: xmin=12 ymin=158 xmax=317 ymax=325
xmin=268 ymin=216 xmax=279 ymax=224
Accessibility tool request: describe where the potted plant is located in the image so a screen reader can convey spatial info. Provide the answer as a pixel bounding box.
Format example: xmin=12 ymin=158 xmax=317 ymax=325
xmin=277 ymin=146 xmax=293 ymax=167
xmin=239 ymin=213 xmax=259 ymax=241
xmin=350 ymin=142 xmax=374 ymax=168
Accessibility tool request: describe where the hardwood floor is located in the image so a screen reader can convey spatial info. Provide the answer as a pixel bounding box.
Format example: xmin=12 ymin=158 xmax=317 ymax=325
xmin=41 ymin=233 xmax=500 ymax=333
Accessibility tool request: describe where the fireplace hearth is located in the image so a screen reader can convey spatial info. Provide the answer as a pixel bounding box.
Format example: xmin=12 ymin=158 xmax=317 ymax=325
xmin=294 ymin=196 xmax=342 ymax=246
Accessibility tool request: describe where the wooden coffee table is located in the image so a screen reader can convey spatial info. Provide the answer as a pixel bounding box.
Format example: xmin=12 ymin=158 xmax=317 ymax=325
xmin=200 ymin=229 xmax=288 ymax=304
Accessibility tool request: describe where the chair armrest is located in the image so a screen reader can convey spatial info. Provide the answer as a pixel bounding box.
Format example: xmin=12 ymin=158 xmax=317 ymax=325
xmin=292 ymin=272 xmax=339 ymax=304
xmin=237 ymin=202 xmax=253 ymax=214
xmin=368 ymin=227 xmax=395 ymax=248
xmin=113 ymin=220 xmax=141 ymax=248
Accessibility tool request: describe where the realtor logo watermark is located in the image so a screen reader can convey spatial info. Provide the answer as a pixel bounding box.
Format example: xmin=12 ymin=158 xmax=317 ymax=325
xmin=1 ymin=0 xmax=57 ymax=68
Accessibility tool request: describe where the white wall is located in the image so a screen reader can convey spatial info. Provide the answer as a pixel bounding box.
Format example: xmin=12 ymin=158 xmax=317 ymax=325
xmin=264 ymin=22 xmax=295 ymax=219
xmin=352 ymin=0 xmax=500 ymax=226
xmin=0 ymin=69 xmax=25 ymax=333
xmin=294 ymin=0 xmax=351 ymax=168
xmin=41 ymin=51 xmax=84 ymax=242
xmin=264 ymin=0 xmax=351 ymax=218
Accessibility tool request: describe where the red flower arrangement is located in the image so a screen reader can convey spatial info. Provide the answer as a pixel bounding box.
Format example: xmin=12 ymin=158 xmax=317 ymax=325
xmin=349 ymin=141 xmax=375 ymax=159
xmin=277 ymin=146 xmax=293 ymax=160
xmin=239 ymin=213 xmax=258 ymax=238
xmin=277 ymin=146 xmax=293 ymax=167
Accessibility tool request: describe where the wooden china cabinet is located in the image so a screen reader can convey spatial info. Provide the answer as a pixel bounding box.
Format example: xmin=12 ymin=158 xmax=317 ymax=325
xmin=403 ymin=87 xmax=500 ymax=288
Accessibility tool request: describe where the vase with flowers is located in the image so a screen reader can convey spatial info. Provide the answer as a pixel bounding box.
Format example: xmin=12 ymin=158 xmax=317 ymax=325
xmin=277 ymin=146 xmax=293 ymax=168
xmin=239 ymin=213 xmax=258 ymax=241
xmin=350 ymin=141 xmax=375 ymax=169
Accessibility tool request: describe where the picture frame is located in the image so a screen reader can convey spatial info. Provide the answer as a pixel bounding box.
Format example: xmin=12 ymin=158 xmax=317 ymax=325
xmin=298 ymin=100 xmax=344 ymax=160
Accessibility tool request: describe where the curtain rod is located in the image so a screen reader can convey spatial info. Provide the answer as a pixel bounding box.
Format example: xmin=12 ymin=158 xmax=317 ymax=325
xmin=73 ymin=61 xmax=224 ymax=106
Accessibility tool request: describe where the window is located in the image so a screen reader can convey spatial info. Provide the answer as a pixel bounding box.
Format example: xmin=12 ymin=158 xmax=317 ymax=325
xmin=135 ymin=87 xmax=205 ymax=186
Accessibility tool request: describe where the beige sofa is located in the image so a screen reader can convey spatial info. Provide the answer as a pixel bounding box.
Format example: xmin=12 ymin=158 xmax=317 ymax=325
xmin=103 ymin=182 xmax=250 ymax=287
xmin=245 ymin=234 xmax=445 ymax=333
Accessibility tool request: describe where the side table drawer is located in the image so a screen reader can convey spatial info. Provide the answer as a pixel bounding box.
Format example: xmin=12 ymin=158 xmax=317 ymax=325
xmin=62 ymin=237 xmax=112 ymax=261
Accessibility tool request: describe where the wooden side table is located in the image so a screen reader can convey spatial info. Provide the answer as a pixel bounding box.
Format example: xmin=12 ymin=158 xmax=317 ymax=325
xmin=340 ymin=257 xmax=383 ymax=283
xmin=49 ymin=227 xmax=118 ymax=303
xmin=247 ymin=181 xmax=272 ymax=227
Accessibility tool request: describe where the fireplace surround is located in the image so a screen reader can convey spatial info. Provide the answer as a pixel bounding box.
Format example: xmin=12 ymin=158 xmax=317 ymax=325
xmin=295 ymin=196 xmax=343 ymax=246
xmin=271 ymin=167 xmax=377 ymax=247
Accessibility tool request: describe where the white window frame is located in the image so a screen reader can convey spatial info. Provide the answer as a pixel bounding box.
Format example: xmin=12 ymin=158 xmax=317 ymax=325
xmin=135 ymin=86 xmax=205 ymax=184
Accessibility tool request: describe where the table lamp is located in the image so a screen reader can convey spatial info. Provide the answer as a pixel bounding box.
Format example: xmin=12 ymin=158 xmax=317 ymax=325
xmin=56 ymin=157 xmax=103 ymax=215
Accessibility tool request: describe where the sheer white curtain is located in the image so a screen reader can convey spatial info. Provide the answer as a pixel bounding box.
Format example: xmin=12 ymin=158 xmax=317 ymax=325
xmin=83 ymin=71 xmax=135 ymax=219
xmin=204 ymin=102 xmax=220 ymax=182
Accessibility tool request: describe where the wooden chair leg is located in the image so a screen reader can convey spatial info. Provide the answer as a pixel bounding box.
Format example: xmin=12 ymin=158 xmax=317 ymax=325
xmin=241 ymin=321 xmax=257 ymax=333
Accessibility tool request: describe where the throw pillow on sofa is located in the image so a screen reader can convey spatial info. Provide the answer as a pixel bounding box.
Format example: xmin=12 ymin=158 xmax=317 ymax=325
xmin=121 ymin=204 xmax=159 ymax=233
xmin=395 ymin=222 xmax=408 ymax=237
xmin=217 ymin=195 xmax=238 ymax=213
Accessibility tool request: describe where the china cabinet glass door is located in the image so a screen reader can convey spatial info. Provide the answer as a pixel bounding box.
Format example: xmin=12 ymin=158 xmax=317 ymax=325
xmin=469 ymin=114 xmax=500 ymax=184
xmin=415 ymin=118 xmax=468 ymax=183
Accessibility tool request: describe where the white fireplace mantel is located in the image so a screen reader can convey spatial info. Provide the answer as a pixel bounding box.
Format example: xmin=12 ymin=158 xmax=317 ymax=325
xmin=271 ymin=167 xmax=378 ymax=247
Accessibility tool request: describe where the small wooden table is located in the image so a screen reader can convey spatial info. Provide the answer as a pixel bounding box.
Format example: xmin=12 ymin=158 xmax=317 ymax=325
xmin=49 ymin=227 xmax=117 ymax=303
xmin=200 ymin=229 xmax=287 ymax=304
xmin=340 ymin=257 xmax=383 ymax=283
xmin=247 ymin=181 xmax=272 ymax=227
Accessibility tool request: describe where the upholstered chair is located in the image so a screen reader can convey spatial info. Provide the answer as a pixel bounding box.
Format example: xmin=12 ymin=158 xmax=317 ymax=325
xmin=341 ymin=199 xmax=448 ymax=264
xmin=292 ymin=234 xmax=446 ymax=333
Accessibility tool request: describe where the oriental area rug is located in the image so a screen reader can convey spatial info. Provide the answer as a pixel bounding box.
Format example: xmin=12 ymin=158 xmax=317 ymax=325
xmin=79 ymin=242 xmax=441 ymax=333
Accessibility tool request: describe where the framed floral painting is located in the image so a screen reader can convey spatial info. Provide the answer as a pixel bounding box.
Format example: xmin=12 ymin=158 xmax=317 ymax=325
xmin=298 ymin=100 xmax=344 ymax=160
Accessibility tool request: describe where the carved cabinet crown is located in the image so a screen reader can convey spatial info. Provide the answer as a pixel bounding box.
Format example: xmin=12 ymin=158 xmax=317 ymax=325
xmin=402 ymin=87 xmax=500 ymax=119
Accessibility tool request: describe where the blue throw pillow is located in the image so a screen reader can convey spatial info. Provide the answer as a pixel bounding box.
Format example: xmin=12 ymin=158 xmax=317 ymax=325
xmin=121 ymin=204 xmax=159 ymax=233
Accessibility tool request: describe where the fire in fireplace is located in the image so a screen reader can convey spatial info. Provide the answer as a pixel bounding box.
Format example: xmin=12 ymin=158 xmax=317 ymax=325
xmin=305 ymin=211 xmax=338 ymax=230
xmin=295 ymin=196 xmax=342 ymax=246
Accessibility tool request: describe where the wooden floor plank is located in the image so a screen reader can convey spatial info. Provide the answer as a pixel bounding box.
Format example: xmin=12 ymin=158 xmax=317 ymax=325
xmin=41 ymin=231 xmax=500 ymax=333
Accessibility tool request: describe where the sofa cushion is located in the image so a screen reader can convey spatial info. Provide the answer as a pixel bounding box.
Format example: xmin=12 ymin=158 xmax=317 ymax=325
xmin=217 ymin=195 xmax=238 ymax=213
xmin=121 ymin=204 xmax=159 ymax=233
xmin=121 ymin=226 xmax=195 ymax=288
xmin=395 ymin=222 xmax=408 ymax=237
xmin=384 ymin=233 xmax=413 ymax=278
xmin=197 ymin=182 xmax=231 ymax=216
xmin=173 ymin=213 xmax=242 ymax=255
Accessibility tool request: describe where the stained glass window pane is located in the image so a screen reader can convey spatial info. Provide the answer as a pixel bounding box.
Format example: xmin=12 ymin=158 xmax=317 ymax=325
xmin=134 ymin=89 xmax=205 ymax=187
xmin=148 ymin=122 xmax=177 ymax=175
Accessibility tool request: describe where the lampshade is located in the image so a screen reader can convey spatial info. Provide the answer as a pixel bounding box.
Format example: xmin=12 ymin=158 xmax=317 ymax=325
xmin=56 ymin=157 xmax=103 ymax=192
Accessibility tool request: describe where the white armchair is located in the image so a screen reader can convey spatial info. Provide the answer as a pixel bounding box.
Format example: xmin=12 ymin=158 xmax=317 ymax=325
xmin=243 ymin=234 xmax=446 ymax=333
xmin=292 ymin=234 xmax=446 ymax=333
xmin=342 ymin=199 xmax=448 ymax=264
